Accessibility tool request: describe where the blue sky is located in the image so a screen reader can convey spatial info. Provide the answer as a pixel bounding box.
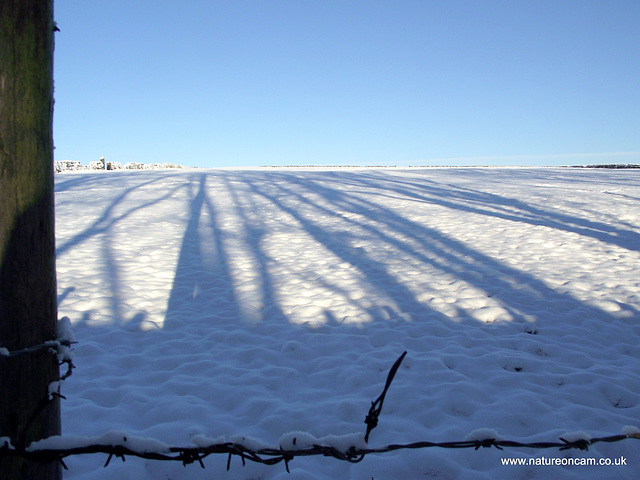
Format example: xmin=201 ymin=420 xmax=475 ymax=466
xmin=53 ymin=1 xmax=640 ymax=168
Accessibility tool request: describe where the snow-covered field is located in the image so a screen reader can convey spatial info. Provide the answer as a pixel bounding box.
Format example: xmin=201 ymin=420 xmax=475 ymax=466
xmin=54 ymin=167 xmax=640 ymax=479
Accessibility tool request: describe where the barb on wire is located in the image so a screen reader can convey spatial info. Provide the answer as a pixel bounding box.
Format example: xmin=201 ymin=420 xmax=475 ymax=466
xmin=364 ymin=350 xmax=406 ymax=442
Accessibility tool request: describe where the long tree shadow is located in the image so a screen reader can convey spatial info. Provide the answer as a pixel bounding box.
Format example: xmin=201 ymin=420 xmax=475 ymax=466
xmin=56 ymin=172 xmax=192 ymax=326
xmin=243 ymin=174 xmax=456 ymax=326
xmin=264 ymin=172 xmax=634 ymax=326
xmin=223 ymin=176 xmax=289 ymax=326
xmin=161 ymin=169 xmax=638 ymax=343
xmin=235 ymin=171 xmax=640 ymax=366
xmin=56 ymin=173 xmax=189 ymax=256
xmin=164 ymin=174 xmax=242 ymax=330
xmin=326 ymin=169 xmax=640 ymax=253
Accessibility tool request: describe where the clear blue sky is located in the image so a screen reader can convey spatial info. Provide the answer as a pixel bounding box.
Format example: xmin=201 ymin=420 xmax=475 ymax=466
xmin=53 ymin=0 xmax=640 ymax=168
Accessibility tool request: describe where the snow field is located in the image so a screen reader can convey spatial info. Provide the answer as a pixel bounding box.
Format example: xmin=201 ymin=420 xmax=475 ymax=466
xmin=54 ymin=168 xmax=640 ymax=479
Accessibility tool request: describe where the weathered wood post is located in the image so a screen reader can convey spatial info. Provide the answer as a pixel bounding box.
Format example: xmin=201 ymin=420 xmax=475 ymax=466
xmin=0 ymin=0 xmax=61 ymax=478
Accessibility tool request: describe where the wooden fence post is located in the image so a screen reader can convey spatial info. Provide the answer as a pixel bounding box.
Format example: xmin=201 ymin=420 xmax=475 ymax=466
xmin=0 ymin=1 xmax=61 ymax=478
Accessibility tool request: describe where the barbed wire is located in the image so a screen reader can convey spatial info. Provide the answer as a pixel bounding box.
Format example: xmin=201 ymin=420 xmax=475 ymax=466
xmin=1 ymin=350 xmax=638 ymax=473
xmin=0 ymin=339 xmax=72 ymax=358
xmin=0 ymin=336 xmax=76 ymax=394
xmin=1 ymin=320 xmax=76 ymax=455
xmin=0 ymin=316 xmax=76 ymax=383
xmin=2 ymin=432 xmax=639 ymax=473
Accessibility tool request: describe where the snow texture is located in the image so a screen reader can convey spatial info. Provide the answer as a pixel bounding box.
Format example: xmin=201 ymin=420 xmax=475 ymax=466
xmin=54 ymin=167 xmax=640 ymax=479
